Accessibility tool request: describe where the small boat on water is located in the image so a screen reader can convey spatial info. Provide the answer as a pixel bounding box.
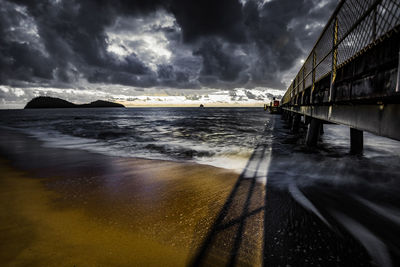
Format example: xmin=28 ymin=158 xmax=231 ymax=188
xmin=264 ymin=98 xmax=281 ymax=114
xmin=200 ymin=104 xmax=204 ymax=108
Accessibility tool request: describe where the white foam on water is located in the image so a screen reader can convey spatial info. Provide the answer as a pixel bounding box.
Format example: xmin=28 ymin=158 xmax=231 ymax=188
xmin=19 ymin=126 xmax=260 ymax=172
xmin=354 ymin=196 xmax=400 ymax=227
xmin=288 ymin=182 xmax=331 ymax=228
xmin=330 ymin=210 xmax=392 ymax=267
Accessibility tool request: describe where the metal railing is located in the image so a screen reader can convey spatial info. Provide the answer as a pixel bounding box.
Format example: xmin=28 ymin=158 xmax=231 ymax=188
xmin=282 ymin=0 xmax=400 ymax=105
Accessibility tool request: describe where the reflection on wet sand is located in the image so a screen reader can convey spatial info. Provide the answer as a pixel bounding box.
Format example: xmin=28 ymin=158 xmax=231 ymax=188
xmin=0 ymin=162 xmax=184 ymax=266
xmin=0 ymin=157 xmax=243 ymax=266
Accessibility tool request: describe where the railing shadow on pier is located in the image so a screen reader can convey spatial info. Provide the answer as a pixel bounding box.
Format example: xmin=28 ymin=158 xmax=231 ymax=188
xmin=189 ymin=115 xmax=400 ymax=267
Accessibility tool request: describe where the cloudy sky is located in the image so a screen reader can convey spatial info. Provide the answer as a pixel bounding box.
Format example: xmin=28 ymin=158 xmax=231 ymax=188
xmin=0 ymin=0 xmax=337 ymax=108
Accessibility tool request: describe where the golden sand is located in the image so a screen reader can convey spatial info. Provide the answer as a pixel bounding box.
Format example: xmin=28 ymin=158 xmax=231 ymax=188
xmin=0 ymin=158 xmax=253 ymax=266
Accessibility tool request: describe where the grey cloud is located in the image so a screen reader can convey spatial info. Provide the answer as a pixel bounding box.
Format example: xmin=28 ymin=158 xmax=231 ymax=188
xmin=0 ymin=0 xmax=337 ymax=95
xmin=194 ymin=38 xmax=248 ymax=85
xmin=0 ymin=1 xmax=54 ymax=83
xmin=3 ymin=0 xmax=155 ymax=88
xmin=240 ymin=0 xmax=337 ymax=88
xmin=157 ymin=64 xmax=174 ymax=80
xmin=156 ymin=64 xmax=200 ymax=89
xmin=245 ymin=90 xmax=256 ymax=99
xmin=168 ymin=0 xmax=246 ymax=43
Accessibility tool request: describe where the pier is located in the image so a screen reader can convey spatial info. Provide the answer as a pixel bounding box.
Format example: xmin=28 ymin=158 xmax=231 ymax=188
xmin=280 ymin=0 xmax=400 ymax=153
xmin=190 ymin=1 xmax=400 ymax=266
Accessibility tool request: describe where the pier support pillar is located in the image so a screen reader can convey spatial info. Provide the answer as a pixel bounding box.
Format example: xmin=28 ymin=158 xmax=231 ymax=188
xmin=320 ymin=123 xmax=324 ymax=135
xmin=306 ymin=118 xmax=322 ymax=146
xmin=304 ymin=116 xmax=311 ymax=125
xmin=291 ymin=114 xmax=301 ymax=133
xmin=288 ymin=113 xmax=293 ymax=127
xmin=350 ymin=128 xmax=363 ymax=154
xmin=282 ymin=110 xmax=287 ymax=121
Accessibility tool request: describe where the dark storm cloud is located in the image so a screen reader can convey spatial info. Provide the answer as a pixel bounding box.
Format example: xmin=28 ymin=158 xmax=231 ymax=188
xmin=156 ymin=64 xmax=199 ymax=89
xmin=240 ymin=0 xmax=337 ymax=88
xmin=169 ymin=0 xmax=246 ymax=43
xmin=0 ymin=0 xmax=337 ymax=92
xmin=194 ymin=39 xmax=248 ymax=82
xmin=2 ymin=0 xmax=156 ymax=87
xmin=0 ymin=0 xmax=54 ymax=83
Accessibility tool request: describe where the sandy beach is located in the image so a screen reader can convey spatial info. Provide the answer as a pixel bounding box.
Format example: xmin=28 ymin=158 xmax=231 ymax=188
xmin=0 ymin=129 xmax=266 ymax=266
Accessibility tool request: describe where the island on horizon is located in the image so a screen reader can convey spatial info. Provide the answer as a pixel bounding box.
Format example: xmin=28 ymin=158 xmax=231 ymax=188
xmin=24 ymin=96 xmax=125 ymax=109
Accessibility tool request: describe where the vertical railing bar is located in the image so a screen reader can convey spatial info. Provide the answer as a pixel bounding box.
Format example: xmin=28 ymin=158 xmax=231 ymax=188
xmin=396 ymin=46 xmax=400 ymax=92
xmin=302 ymin=66 xmax=306 ymax=104
xmin=373 ymin=5 xmax=377 ymax=41
xmin=329 ymin=17 xmax=339 ymax=102
xmin=311 ymin=51 xmax=316 ymax=104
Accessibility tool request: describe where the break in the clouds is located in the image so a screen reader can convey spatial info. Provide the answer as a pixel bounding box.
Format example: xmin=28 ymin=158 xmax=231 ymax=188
xmin=0 ymin=0 xmax=337 ymax=106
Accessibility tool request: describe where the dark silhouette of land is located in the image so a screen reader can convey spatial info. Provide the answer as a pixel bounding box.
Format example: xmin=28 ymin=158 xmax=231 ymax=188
xmin=24 ymin=96 xmax=125 ymax=109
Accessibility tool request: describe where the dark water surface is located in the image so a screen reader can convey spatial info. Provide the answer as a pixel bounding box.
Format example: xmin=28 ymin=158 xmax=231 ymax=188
xmin=1 ymin=107 xmax=400 ymax=266
xmin=0 ymin=108 xmax=271 ymax=171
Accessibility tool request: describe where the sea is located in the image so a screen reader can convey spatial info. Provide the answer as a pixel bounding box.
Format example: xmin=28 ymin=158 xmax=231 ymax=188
xmin=0 ymin=107 xmax=399 ymax=172
xmin=1 ymin=107 xmax=400 ymax=266
xmin=0 ymin=107 xmax=273 ymax=172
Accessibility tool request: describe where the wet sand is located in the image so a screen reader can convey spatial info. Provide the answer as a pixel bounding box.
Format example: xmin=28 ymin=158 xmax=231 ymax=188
xmin=0 ymin=130 xmax=266 ymax=266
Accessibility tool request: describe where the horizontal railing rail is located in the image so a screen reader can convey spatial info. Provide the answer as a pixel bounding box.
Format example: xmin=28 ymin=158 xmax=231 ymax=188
xmin=282 ymin=0 xmax=400 ymax=105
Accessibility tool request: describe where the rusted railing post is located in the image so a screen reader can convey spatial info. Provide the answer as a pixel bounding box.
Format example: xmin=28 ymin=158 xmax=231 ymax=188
xmin=329 ymin=17 xmax=338 ymax=102
xmin=372 ymin=6 xmax=377 ymax=41
xmin=397 ymin=46 xmax=400 ymax=93
xmin=311 ymin=51 xmax=316 ymax=104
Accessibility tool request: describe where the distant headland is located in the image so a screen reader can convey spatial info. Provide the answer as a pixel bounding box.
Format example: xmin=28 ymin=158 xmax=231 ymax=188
xmin=24 ymin=96 xmax=125 ymax=109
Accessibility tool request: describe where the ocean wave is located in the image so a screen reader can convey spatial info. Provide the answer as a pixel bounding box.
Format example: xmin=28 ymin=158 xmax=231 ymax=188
xmin=0 ymin=108 xmax=270 ymax=171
